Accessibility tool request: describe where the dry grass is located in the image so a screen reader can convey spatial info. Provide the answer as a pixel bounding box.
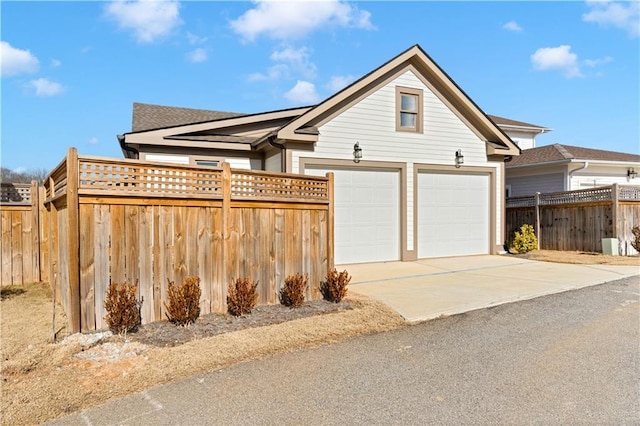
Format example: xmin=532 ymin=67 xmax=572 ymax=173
xmin=519 ymin=249 xmax=640 ymax=266
xmin=2 ymin=250 xmax=636 ymax=424
xmin=1 ymin=284 xmax=404 ymax=425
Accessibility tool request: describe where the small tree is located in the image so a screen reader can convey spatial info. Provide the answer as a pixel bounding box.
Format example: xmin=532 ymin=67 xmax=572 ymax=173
xmin=631 ymin=226 xmax=640 ymax=253
xmin=511 ymin=224 xmax=538 ymax=254
xmin=164 ymin=276 xmax=202 ymax=326
xmin=104 ymin=281 xmax=142 ymax=334
xmin=320 ymin=269 xmax=350 ymax=303
xmin=227 ymin=277 xmax=258 ymax=316
xmin=279 ymin=273 xmax=308 ymax=308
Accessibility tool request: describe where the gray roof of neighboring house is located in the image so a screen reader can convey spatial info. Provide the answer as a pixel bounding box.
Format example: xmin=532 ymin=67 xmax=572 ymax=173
xmin=507 ymin=143 xmax=640 ymax=167
xmin=132 ymin=102 xmax=247 ymax=132
xmin=487 ymin=114 xmax=548 ymax=130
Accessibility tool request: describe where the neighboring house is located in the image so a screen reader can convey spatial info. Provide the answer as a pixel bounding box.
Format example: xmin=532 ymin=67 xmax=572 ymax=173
xmin=118 ymin=44 xmax=522 ymax=264
xmin=485 ymin=116 xmax=551 ymax=150
xmin=505 ymin=144 xmax=640 ymax=197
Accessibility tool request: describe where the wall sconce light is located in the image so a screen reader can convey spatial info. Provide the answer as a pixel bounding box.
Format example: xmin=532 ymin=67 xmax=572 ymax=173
xmin=455 ymin=149 xmax=464 ymax=168
xmin=353 ymin=141 xmax=363 ymax=163
xmin=628 ymin=168 xmax=638 ymax=179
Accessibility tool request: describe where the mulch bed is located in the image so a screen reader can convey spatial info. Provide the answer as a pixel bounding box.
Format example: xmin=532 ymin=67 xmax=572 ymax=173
xmin=122 ymin=300 xmax=352 ymax=347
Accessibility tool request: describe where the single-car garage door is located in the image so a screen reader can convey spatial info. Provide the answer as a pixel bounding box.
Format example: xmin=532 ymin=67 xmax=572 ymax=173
xmin=417 ymin=172 xmax=489 ymax=258
xmin=306 ymin=166 xmax=400 ymax=264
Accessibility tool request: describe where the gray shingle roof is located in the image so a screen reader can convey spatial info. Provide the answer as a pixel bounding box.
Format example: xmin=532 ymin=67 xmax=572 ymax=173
xmin=487 ymin=114 xmax=548 ymax=130
xmin=132 ymin=102 xmax=247 ymax=132
xmin=507 ymin=143 xmax=640 ymax=167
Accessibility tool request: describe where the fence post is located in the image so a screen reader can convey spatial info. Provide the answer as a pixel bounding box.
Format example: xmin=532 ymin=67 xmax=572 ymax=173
xmin=66 ymin=147 xmax=81 ymax=333
xmin=611 ymin=183 xmax=619 ymax=239
xmin=221 ymin=163 xmax=231 ymax=298
xmin=535 ymin=192 xmax=541 ymax=249
xmin=326 ymin=172 xmax=335 ymax=271
xmin=30 ymin=181 xmax=41 ymax=283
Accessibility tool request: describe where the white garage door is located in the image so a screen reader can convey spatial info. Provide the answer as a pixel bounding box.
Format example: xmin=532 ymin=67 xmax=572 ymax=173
xmin=417 ymin=172 xmax=489 ymax=258
xmin=306 ymin=167 xmax=400 ymax=264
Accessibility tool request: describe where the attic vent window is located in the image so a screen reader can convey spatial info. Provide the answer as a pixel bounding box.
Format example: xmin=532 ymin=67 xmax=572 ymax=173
xmin=396 ymin=86 xmax=423 ymax=133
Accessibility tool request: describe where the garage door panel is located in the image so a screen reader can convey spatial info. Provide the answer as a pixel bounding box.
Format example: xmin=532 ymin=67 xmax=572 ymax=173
xmin=418 ymin=172 xmax=489 ymax=258
xmin=306 ymin=166 xmax=400 ymax=264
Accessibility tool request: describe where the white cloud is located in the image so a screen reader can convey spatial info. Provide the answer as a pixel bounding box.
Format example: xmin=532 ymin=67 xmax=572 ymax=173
xmin=1 ymin=41 xmax=39 ymax=77
xmin=88 ymin=137 xmax=99 ymax=145
xmin=531 ymin=45 xmax=582 ymax=78
xmin=51 ymin=59 xmax=62 ymax=68
xmin=583 ymin=1 xmax=640 ymax=38
xmin=187 ymin=48 xmax=207 ymax=63
xmin=249 ymin=46 xmax=317 ymax=82
xmin=503 ymin=21 xmax=523 ymax=32
xmin=104 ymin=0 xmax=181 ymax=43
xmin=284 ymin=80 xmax=321 ymax=104
xmin=186 ymin=31 xmax=207 ymax=45
xmin=230 ymin=0 xmax=374 ymax=41
xmin=584 ymin=55 xmax=613 ymax=67
xmin=248 ymin=64 xmax=289 ymax=81
xmin=29 ymin=78 xmax=63 ymax=96
xmin=326 ymin=75 xmax=354 ymax=92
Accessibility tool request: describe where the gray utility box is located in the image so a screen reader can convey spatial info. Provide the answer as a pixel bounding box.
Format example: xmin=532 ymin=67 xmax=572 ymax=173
xmin=601 ymin=238 xmax=619 ymax=256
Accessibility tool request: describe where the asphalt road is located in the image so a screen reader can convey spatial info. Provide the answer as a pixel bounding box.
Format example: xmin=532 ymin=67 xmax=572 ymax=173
xmin=51 ymin=276 xmax=640 ymax=425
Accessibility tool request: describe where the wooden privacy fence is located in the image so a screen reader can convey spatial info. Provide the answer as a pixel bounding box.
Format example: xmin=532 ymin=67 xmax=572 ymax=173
xmin=506 ymin=184 xmax=640 ymax=255
xmin=1 ymin=181 xmax=49 ymax=285
xmin=43 ymin=148 xmax=334 ymax=333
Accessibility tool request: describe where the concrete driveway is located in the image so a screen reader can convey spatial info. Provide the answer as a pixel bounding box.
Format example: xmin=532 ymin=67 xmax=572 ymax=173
xmin=346 ymin=255 xmax=639 ymax=322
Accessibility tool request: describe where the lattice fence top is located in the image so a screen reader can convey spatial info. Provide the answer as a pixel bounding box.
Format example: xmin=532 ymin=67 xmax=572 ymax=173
xmin=78 ymin=159 xmax=223 ymax=198
xmin=230 ymin=170 xmax=329 ymax=203
xmin=505 ymin=196 xmax=536 ymax=208
xmin=619 ymin=186 xmax=640 ymax=201
xmin=0 ymin=183 xmax=32 ymax=205
xmin=540 ymin=187 xmax=612 ymax=205
xmin=506 ymin=185 xmax=640 ymax=208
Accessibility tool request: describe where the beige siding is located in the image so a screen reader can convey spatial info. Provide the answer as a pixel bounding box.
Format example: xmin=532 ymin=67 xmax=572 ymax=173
xmin=265 ymin=152 xmax=282 ymax=172
xmin=504 ymin=131 xmax=536 ymax=150
xmin=571 ymin=164 xmax=640 ymax=190
xmin=292 ymin=70 xmax=503 ymax=253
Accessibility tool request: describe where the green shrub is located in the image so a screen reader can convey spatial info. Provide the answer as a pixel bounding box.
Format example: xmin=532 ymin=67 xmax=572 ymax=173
xmin=279 ymin=273 xmax=308 ymax=308
xmin=104 ymin=281 xmax=141 ymax=334
xmin=511 ymin=224 xmax=538 ymax=254
xmin=227 ymin=277 xmax=258 ymax=316
xmin=320 ymin=269 xmax=350 ymax=303
xmin=164 ymin=276 xmax=201 ymax=326
xmin=631 ymin=226 xmax=640 ymax=252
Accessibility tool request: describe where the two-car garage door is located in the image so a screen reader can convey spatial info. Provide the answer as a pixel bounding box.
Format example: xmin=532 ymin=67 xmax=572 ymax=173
xmin=306 ymin=166 xmax=490 ymax=263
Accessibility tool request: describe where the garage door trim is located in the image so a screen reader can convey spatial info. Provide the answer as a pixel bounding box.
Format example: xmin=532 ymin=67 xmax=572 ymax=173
xmin=413 ymin=163 xmax=496 ymax=257
xmin=299 ymin=157 xmax=410 ymax=261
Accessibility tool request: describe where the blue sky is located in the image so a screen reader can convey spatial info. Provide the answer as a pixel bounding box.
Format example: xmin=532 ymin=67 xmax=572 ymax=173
xmin=1 ymin=1 xmax=639 ymax=172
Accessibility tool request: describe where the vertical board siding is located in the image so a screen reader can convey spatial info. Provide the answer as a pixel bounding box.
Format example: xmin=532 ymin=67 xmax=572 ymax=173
xmin=506 ymin=202 xmax=638 ymax=255
xmin=74 ymin=202 xmax=327 ymax=330
xmin=0 ymin=183 xmax=43 ymax=285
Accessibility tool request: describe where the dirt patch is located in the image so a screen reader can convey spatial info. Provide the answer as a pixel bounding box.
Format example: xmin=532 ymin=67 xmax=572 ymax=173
xmin=513 ymin=249 xmax=640 ymax=266
xmin=1 ymin=284 xmax=403 ymax=425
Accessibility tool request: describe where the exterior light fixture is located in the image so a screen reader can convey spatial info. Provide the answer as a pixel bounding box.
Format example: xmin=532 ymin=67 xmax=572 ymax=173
xmin=455 ymin=149 xmax=464 ymax=168
xmin=353 ymin=141 xmax=363 ymax=163
xmin=628 ymin=168 xmax=638 ymax=179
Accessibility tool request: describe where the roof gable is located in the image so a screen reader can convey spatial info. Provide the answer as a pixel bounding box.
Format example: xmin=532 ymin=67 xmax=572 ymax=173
xmin=507 ymin=143 xmax=640 ymax=167
xmin=276 ymin=44 xmax=520 ymax=155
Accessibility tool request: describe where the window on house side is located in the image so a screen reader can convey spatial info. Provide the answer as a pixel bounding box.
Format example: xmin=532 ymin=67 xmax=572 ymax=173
xmin=396 ymin=86 xmax=423 ymax=133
